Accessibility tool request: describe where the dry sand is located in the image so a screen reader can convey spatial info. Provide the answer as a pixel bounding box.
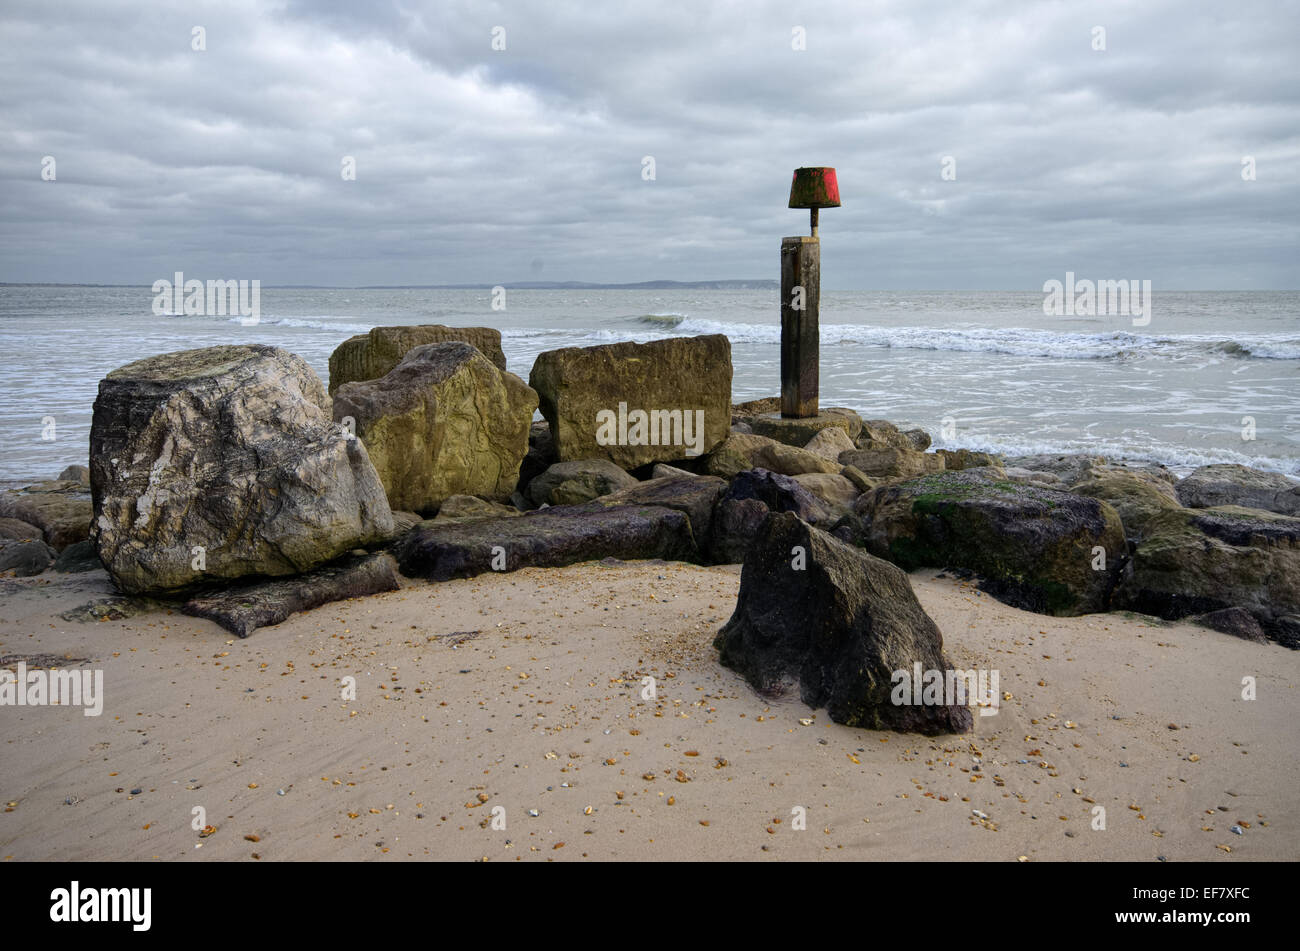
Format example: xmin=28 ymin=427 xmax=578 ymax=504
xmin=1 ymin=559 xmax=1296 ymax=862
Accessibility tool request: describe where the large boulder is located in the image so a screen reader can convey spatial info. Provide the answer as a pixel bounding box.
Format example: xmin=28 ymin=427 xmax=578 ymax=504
xmin=332 ymin=342 xmax=536 ymax=514
xmin=0 ymin=517 xmax=43 ymax=542
xmin=747 ymin=408 xmax=863 ymax=447
xmin=715 ymin=512 xmax=974 ymax=735
xmin=327 ymin=325 xmax=507 ymax=394
xmin=791 ymin=472 xmax=861 ymax=518
xmin=182 ymin=552 xmax=401 ymax=638
xmin=1003 ymin=453 xmax=1107 ymax=487
xmin=526 ymin=459 xmax=639 ymax=507
xmin=1175 ymin=464 xmax=1300 ymax=516
xmin=592 ymin=475 xmax=728 ymax=548
xmin=1113 ymin=505 xmax=1300 ymax=641
xmin=529 ymin=334 xmax=731 ymax=468
xmin=0 ymin=481 xmax=92 ymax=550
xmin=1071 ymin=470 xmax=1182 ymax=541
xmin=0 ymin=538 xmax=56 ymax=576
xmin=395 ymin=503 xmax=699 ymax=581
xmin=434 ymin=495 xmax=523 ymax=521
xmin=90 ymin=345 xmax=394 ymax=595
xmin=709 ymin=497 xmax=770 ymax=564
xmin=854 ymin=469 xmax=1126 ymax=616
xmin=803 ymin=426 xmax=857 ymax=462
xmin=856 ymin=419 xmax=916 ymax=452
xmin=936 ymin=449 xmax=1003 ymax=471
xmin=516 ymin=421 xmax=557 ymax=499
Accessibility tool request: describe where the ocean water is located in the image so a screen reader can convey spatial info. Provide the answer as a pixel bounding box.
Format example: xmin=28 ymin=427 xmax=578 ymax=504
xmin=1 ymin=285 xmax=1297 ymax=483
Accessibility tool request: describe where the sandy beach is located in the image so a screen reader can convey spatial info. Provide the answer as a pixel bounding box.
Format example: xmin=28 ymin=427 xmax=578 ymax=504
xmin=2 ymin=559 xmax=1295 ymax=862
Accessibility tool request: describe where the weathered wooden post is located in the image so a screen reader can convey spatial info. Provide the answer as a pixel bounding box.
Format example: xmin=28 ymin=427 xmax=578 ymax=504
xmin=781 ymin=167 xmax=839 ymax=419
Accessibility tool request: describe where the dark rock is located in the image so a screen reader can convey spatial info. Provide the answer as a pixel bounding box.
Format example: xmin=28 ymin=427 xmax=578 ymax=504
xmin=854 ymin=469 xmax=1126 ymax=616
xmin=396 ymin=503 xmax=697 ymax=581
xmin=1002 ymin=453 xmax=1107 ymax=487
xmin=434 ymin=495 xmax=523 ymax=520
xmin=1190 ymin=607 xmax=1268 ymax=644
xmin=0 ymin=538 xmax=57 ymax=576
xmin=723 ymin=468 xmax=833 ymax=526
xmin=592 ymin=475 xmax=727 ymax=547
xmin=714 ymin=512 xmax=974 ymax=735
xmin=708 ymin=498 xmax=769 ymax=564
xmin=0 ymin=517 xmax=43 ymax=542
xmin=902 ymin=429 xmax=932 ymax=451
xmin=1112 ymin=505 xmax=1300 ymax=641
xmin=182 ymin=552 xmax=401 ymax=638
xmin=1274 ymin=616 xmax=1300 ymax=650
xmin=526 ymin=459 xmax=638 ymax=507
xmin=53 ymin=539 xmax=102 ymax=573
xmin=516 ymin=421 xmax=557 ymax=498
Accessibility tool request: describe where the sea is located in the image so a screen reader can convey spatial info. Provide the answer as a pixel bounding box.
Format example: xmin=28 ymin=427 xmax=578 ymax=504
xmin=1 ymin=285 xmax=1297 ymax=484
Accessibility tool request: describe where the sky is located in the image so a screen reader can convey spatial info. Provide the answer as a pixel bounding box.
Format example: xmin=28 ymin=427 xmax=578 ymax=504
xmin=2 ymin=0 xmax=1298 ymax=289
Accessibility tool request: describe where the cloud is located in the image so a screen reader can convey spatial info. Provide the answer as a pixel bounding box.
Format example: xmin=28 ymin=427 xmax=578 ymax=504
xmin=1 ymin=0 xmax=1296 ymax=287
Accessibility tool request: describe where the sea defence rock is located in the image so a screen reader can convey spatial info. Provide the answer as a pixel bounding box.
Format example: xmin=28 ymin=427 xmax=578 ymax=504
xmin=332 ymin=342 xmax=536 ymax=513
xmin=702 ymin=433 xmax=840 ymax=478
xmin=57 ymin=465 xmax=90 ymax=485
xmin=1071 ymin=470 xmax=1182 ymax=541
xmin=936 ymin=449 xmax=1003 ymax=471
xmin=0 ymin=480 xmax=92 ymax=550
xmin=854 ymin=469 xmax=1126 ymax=616
xmin=804 ymin=426 xmax=857 ymax=462
xmin=182 ymin=552 xmax=401 ymax=638
xmin=327 ymin=324 xmax=507 ymax=393
xmin=516 ymin=421 xmax=557 ymax=499
xmin=591 ymin=475 xmax=727 ymax=548
xmin=53 ymin=539 xmax=101 ymax=573
xmin=1003 ymin=454 xmax=1107 ymax=487
xmin=1190 ymin=607 xmax=1269 ymax=644
xmin=0 ymin=517 xmax=43 ymax=542
xmin=395 ymin=503 xmax=698 ymax=581
xmin=0 ymin=538 xmax=56 ymax=576
xmin=902 ymin=429 xmax=932 ymax=451
xmin=529 ymin=334 xmax=731 ymax=469
xmin=747 ymin=407 xmax=863 ymax=447
xmin=1175 ymin=464 xmax=1300 ymax=517
xmin=709 ymin=497 xmax=770 ymax=564
xmin=838 ymin=446 xmax=946 ymax=482
xmin=527 ymin=459 xmax=639 ymax=507
xmin=1112 ymin=505 xmax=1300 ymax=640
xmin=856 ymin=419 xmax=916 ymax=452
xmin=90 ymin=345 xmax=394 ymax=595
xmin=724 ymin=468 xmax=834 ymax=527
xmin=792 ymin=472 xmax=860 ymax=517
xmin=715 ymin=512 xmax=973 ymax=735
xmin=434 ymin=495 xmax=523 ymax=521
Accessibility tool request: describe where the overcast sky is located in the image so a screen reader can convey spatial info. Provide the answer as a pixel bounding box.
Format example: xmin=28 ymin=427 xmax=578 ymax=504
xmin=2 ymin=0 xmax=1297 ymax=289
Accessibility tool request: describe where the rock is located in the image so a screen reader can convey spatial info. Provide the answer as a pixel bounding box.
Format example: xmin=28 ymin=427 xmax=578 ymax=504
xmin=702 ymin=433 xmax=839 ymax=478
xmin=651 ymin=463 xmax=698 ymax=479
xmin=529 ymin=335 xmax=732 ymax=468
xmin=730 ymin=421 xmax=753 ymax=434
xmin=90 ymin=344 xmax=394 ymax=595
xmin=527 ymin=459 xmax=639 ymax=507
xmin=747 ymin=408 xmax=863 ymax=447
xmin=856 ymin=419 xmax=916 ymax=452
xmin=53 ymin=539 xmax=102 ymax=573
xmin=1003 ymin=454 xmax=1107 ymax=487
xmin=332 ymin=342 xmax=537 ymax=513
xmin=1002 ymin=467 xmax=1065 ymax=487
xmin=1175 ymin=464 xmax=1300 ymax=516
xmin=838 ymin=447 xmax=946 ymax=481
xmin=434 ymin=495 xmax=523 ymax=520
xmin=840 ymin=465 xmax=879 ymax=494
xmin=57 ymin=465 xmax=90 ymax=485
xmin=60 ymin=596 xmax=162 ymax=623
xmin=182 ymin=552 xmax=401 ymax=638
xmin=0 ymin=481 xmax=92 ymax=550
xmin=1190 ymin=607 xmax=1269 ymax=644
xmin=395 ymin=503 xmax=698 ymax=581
xmin=723 ymin=469 xmax=833 ymax=526
xmin=792 ymin=473 xmax=861 ymax=517
xmin=0 ymin=517 xmax=43 ymax=542
xmin=0 ymin=538 xmax=56 ymax=576
xmin=327 ymin=325 xmax=507 ymax=393
xmin=708 ymin=498 xmax=770 ymax=564
xmin=1274 ymin=616 xmax=1300 ymax=650
xmin=516 ymin=421 xmax=557 ymax=498
xmin=390 ymin=511 xmax=423 ymax=536
xmin=902 ymin=429 xmax=932 ymax=451
xmin=731 ymin=397 xmax=781 ymax=425
xmin=593 ymin=476 xmax=728 ymax=549
xmin=1071 ymin=470 xmax=1182 ymax=541
xmin=803 ymin=426 xmax=857 ymax=462
xmin=854 ymin=469 xmax=1126 ymax=616
xmin=1112 ymin=505 xmax=1300 ymax=641
xmin=936 ymin=449 xmax=1003 ymax=471
xmin=714 ymin=512 xmax=973 ymax=735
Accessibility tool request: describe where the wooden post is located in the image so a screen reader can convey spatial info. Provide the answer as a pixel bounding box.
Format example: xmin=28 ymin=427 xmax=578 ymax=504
xmin=780 ymin=235 xmax=820 ymax=418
